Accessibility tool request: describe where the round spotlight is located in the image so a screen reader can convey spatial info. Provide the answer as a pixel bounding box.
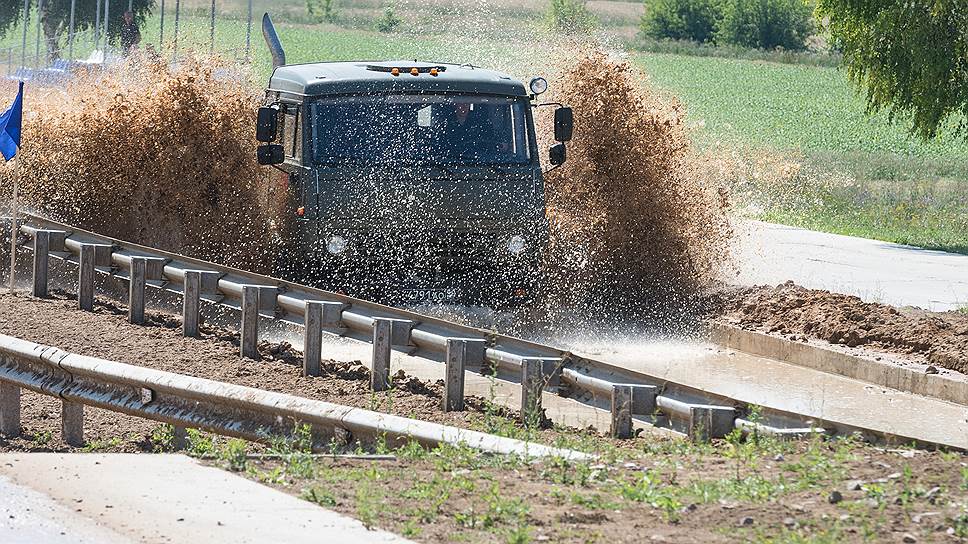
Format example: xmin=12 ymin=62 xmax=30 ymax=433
xmin=529 ymin=77 xmax=548 ymax=95
xmin=507 ymin=235 xmax=527 ymax=255
xmin=326 ymin=235 xmax=348 ymax=255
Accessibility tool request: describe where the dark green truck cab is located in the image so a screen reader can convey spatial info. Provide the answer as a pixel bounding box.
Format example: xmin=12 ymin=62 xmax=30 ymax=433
xmin=255 ymin=17 xmax=572 ymax=306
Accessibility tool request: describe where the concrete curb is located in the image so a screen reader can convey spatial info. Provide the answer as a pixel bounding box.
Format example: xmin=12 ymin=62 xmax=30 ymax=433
xmin=709 ymin=323 xmax=968 ymax=406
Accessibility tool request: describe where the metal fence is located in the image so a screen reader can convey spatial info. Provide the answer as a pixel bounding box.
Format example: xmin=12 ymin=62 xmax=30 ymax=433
xmin=6 ymin=213 xmax=862 ymax=446
xmin=3 ymin=0 xmax=257 ymax=79
xmin=0 ymin=333 xmax=589 ymax=458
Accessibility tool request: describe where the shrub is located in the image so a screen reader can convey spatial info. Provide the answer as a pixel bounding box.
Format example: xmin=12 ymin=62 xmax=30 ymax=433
xmin=716 ymin=0 xmax=814 ymax=50
xmin=376 ymin=4 xmax=402 ymax=33
xmin=546 ymin=0 xmax=598 ymax=34
xmin=306 ymin=0 xmax=338 ymax=23
xmin=641 ymin=0 xmax=723 ymax=43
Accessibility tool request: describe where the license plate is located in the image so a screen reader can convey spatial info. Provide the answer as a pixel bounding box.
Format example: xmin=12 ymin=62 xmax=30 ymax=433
xmin=400 ymin=289 xmax=457 ymax=303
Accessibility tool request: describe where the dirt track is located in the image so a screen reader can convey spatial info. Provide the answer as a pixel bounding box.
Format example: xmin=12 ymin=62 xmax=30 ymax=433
xmin=714 ymin=282 xmax=968 ymax=373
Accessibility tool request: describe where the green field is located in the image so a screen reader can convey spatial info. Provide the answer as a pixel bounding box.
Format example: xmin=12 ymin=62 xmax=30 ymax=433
xmin=2 ymin=2 xmax=966 ymax=253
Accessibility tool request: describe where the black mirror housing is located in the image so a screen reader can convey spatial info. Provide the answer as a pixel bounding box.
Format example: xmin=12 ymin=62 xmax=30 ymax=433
xmin=549 ymin=143 xmax=566 ymax=166
xmin=257 ymin=144 xmax=285 ymax=165
xmin=256 ymin=105 xmax=279 ymax=142
xmin=554 ymin=107 xmax=573 ymax=142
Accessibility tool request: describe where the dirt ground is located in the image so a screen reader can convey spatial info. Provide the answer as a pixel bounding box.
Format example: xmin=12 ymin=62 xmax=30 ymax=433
xmin=1 ymin=291 xmax=968 ymax=542
xmin=712 ymin=281 xmax=968 ymax=374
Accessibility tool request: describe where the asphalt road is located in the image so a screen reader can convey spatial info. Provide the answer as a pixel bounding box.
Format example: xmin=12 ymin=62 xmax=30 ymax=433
xmin=730 ymin=221 xmax=968 ymax=312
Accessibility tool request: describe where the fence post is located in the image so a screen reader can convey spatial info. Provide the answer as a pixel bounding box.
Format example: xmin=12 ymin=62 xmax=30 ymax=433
xmin=443 ymin=339 xmax=467 ymax=412
xmin=240 ymin=285 xmax=260 ymax=360
xmin=303 ymin=301 xmax=323 ymax=377
xmin=688 ymin=405 xmax=736 ymax=442
xmin=78 ymin=244 xmax=96 ymax=311
xmin=31 ymin=230 xmax=50 ymax=298
xmin=128 ymin=256 xmax=147 ymax=324
xmin=182 ymin=270 xmax=201 ymax=337
xmin=172 ymin=425 xmax=188 ymax=450
xmin=520 ymin=358 xmax=544 ymax=426
xmin=61 ymin=400 xmax=84 ymax=447
xmin=610 ymin=384 xmax=633 ymax=439
xmin=0 ymin=381 xmax=21 ymax=437
xmin=371 ymin=318 xmax=392 ymax=392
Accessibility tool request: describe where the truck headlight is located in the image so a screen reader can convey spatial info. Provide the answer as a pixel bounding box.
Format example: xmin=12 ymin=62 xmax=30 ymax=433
xmin=326 ymin=235 xmax=348 ymax=255
xmin=507 ymin=235 xmax=526 ymax=255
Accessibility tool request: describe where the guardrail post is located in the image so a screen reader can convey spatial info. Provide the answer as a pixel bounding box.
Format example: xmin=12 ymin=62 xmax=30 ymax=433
xmin=172 ymin=425 xmax=189 ymax=450
xmin=31 ymin=230 xmax=50 ymax=298
xmin=78 ymin=243 xmax=95 ymax=311
xmin=183 ymin=270 xmax=201 ymax=337
xmin=304 ymin=301 xmax=323 ymax=377
xmin=0 ymin=381 xmax=21 ymax=437
xmin=689 ymin=405 xmax=736 ymax=442
xmin=630 ymin=384 xmax=658 ymax=416
xmin=241 ymin=285 xmax=260 ymax=360
xmin=371 ymin=318 xmax=392 ymax=392
xmin=61 ymin=400 xmax=84 ymax=447
xmin=611 ymin=384 xmax=633 ymax=439
xmin=128 ymin=257 xmax=147 ymax=324
xmin=521 ymin=358 xmax=544 ymax=426
xmin=443 ymin=339 xmax=484 ymax=412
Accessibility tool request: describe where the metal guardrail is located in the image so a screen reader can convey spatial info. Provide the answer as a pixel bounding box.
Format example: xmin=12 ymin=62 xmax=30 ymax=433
xmin=0 ymin=333 xmax=590 ymax=460
xmin=9 ymin=214 xmax=901 ymax=444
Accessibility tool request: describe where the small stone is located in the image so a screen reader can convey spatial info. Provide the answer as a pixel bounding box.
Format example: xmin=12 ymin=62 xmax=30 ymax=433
xmin=650 ymin=535 xmax=668 ymax=543
xmin=845 ymin=480 xmax=864 ymax=491
xmin=925 ymin=365 xmax=939 ymax=374
xmin=738 ymin=516 xmax=754 ymax=527
xmin=912 ymin=512 xmax=939 ymax=524
xmin=900 ymin=450 xmax=916 ymax=458
xmin=947 ymin=528 xmax=956 ymax=536
xmin=887 ymin=472 xmax=902 ymax=479
xmin=774 ymin=454 xmax=785 ymax=462
xmin=839 ymin=514 xmax=851 ymax=522
xmin=874 ymin=461 xmax=892 ymax=469
xmin=924 ymin=487 xmax=941 ymax=503
xmin=828 ymin=490 xmax=844 ymax=504
xmin=902 ymin=533 xmax=917 ymax=543
xmin=782 ymin=517 xmax=797 ymax=527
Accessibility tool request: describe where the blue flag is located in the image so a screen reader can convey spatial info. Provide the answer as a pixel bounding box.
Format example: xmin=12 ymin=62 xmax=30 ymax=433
xmin=0 ymin=81 xmax=24 ymax=162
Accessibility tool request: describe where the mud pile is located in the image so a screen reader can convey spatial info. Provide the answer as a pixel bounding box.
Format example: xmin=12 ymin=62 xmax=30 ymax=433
xmin=718 ymin=282 xmax=968 ymax=373
xmin=538 ymin=51 xmax=732 ymax=328
xmin=0 ymin=54 xmax=281 ymax=273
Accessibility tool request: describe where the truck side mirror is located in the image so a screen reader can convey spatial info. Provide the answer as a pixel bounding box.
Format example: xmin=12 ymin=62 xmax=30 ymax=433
xmin=257 ymin=144 xmax=285 ymax=165
xmin=549 ymin=143 xmax=566 ymax=166
xmin=554 ymin=107 xmax=573 ymax=142
xmin=256 ymin=105 xmax=279 ymax=142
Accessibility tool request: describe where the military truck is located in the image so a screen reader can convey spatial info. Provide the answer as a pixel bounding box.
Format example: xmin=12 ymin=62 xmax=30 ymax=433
xmin=255 ymin=14 xmax=573 ymax=307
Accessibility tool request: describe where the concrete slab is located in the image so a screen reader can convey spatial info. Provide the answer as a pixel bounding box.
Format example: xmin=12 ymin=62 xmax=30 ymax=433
xmin=0 ymin=453 xmax=412 ymax=544
xmin=731 ymin=220 xmax=968 ymax=311
xmin=575 ymin=340 xmax=968 ymax=449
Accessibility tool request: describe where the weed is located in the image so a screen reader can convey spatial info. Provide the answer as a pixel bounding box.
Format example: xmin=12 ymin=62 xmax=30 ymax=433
xmin=32 ymin=430 xmax=52 ymax=447
xmin=218 ymin=439 xmax=249 ymax=472
xmin=185 ymin=429 xmax=215 ymax=458
xmin=355 ymin=483 xmax=381 ymax=529
xmin=618 ymin=471 xmax=682 ymax=522
xmin=82 ymin=437 xmax=123 ymax=452
xmin=302 ymin=486 xmax=338 ymax=508
xmin=150 ymin=424 xmax=174 ymax=452
xmin=952 ymin=512 xmax=968 ymax=538
xmin=863 ymin=482 xmax=887 ymax=508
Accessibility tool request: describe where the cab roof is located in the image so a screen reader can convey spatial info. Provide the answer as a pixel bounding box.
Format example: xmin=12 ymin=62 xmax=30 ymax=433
xmin=268 ymin=61 xmax=528 ymax=98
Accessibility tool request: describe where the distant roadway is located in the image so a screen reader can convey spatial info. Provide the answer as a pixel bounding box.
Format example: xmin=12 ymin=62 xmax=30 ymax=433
xmin=730 ymin=221 xmax=968 ymax=312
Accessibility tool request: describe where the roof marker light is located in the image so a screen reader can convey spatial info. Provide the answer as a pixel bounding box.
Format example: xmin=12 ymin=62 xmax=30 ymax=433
xmin=410 ymin=67 xmax=419 ymax=76
xmin=391 ymin=67 xmax=400 ymax=76
xmin=430 ymin=68 xmax=439 ymax=76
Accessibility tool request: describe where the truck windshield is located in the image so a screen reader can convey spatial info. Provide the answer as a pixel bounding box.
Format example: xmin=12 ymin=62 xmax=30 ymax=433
xmin=309 ymin=94 xmax=531 ymax=166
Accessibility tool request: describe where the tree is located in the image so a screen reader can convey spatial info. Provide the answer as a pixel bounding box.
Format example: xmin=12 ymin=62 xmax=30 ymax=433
xmin=716 ymin=0 xmax=813 ymax=50
xmin=816 ymin=0 xmax=968 ymax=140
xmin=306 ymin=0 xmax=338 ymax=23
xmin=546 ymin=0 xmax=597 ymax=34
xmin=641 ymin=0 xmax=722 ymax=43
xmin=0 ymin=0 xmax=154 ymax=62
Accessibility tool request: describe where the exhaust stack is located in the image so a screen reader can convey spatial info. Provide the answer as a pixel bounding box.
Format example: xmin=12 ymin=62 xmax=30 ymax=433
xmin=262 ymin=13 xmax=286 ymax=68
